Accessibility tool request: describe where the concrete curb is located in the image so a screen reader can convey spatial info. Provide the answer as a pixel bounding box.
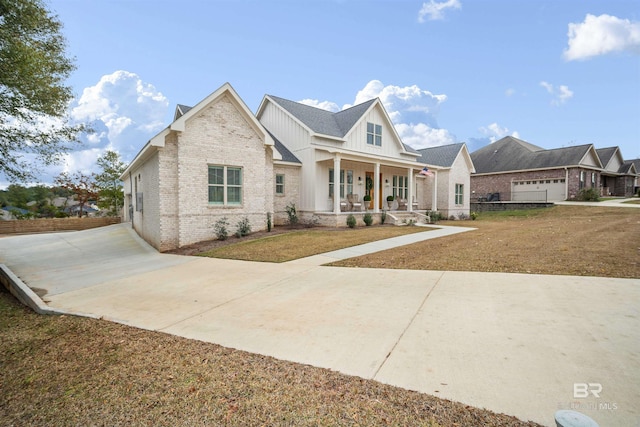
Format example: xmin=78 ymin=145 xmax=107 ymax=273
xmin=0 ymin=263 xmax=100 ymax=319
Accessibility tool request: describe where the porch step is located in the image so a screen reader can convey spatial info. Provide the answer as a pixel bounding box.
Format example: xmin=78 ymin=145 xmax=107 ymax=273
xmin=386 ymin=211 xmax=429 ymax=226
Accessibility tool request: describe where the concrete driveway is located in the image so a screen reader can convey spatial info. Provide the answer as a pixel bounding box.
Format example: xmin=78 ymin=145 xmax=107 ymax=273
xmin=1 ymin=223 xmax=638 ymax=427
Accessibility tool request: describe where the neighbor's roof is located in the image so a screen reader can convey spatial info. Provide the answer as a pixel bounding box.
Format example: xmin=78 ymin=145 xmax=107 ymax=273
xmin=596 ymin=147 xmax=619 ymax=167
xmin=174 ymin=104 xmax=193 ymax=121
xmin=471 ymin=136 xmax=598 ymax=174
xmin=266 ymin=95 xmax=376 ymax=138
xmin=619 ymin=160 xmax=638 ymax=175
xmin=416 ymin=143 xmax=465 ymax=167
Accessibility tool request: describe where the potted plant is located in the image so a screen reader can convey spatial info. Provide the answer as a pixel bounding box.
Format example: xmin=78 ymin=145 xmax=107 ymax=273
xmin=386 ymin=195 xmax=394 ymax=209
xmin=363 ymin=194 xmax=372 ymax=209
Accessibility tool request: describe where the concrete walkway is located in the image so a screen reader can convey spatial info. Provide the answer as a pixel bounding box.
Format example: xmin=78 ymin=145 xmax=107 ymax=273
xmin=555 ymin=197 xmax=640 ymax=208
xmin=1 ymin=223 xmax=638 ymax=427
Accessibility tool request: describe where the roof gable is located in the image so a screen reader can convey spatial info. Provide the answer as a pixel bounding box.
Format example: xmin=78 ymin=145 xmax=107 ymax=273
xmin=417 ymin=143 xmax=465 ymax=167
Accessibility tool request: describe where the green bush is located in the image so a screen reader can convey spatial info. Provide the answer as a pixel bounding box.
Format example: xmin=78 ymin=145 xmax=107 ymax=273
xmin=267 ymin=212 xmax=272 ymax=232
xmin=214 ymin=217 xmax=229 ymax=240
xmin=386 ymin=195 xmax=394 ymax=202
xmin=470 ymin=211 xmax=478 ymax=220
xmin=235 ymin=217 xmax=251 ymax=238
xmin=577 ymin=188 xmax=600 ymax=202
xmin=363 ymin=213 xmax=373 ymax=226
xmin=346 ymin=214 xmax=357 ymax=228
xmin=380 ymin=211 xmax=387 ymax=224
xmin=285 ymin=202 xmax=298 ymax=225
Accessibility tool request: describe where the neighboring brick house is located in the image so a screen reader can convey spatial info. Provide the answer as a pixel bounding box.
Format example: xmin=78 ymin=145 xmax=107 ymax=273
xmin=470 ymin=136 xmax=608 ymax=202
xmin=597 ymin=147 xmax=638 ymax=197
xmin=122 ymin=83 xmax=474 ymax=251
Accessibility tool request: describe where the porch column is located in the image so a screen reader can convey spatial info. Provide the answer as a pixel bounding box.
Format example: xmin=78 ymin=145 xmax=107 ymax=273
xmin=374 ymin=162 xmax=380 ymax=213
xmin=407 ymin=167 xmax=414 ymax=212
xmin=333 ymin=155 xmax=341 ymax=213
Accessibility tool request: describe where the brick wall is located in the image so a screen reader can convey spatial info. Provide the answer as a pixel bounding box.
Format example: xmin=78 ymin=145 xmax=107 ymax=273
xmin=273 ymin=165 xmax=301 ymax=225
xmin=170 ymin=94 xmax=274 ymax=249
xmin=0 ymin=217 xmax=121 ymax=234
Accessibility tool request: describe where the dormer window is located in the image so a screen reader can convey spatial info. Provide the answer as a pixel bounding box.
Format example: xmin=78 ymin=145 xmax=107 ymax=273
xmin=367 ymin=122 xmax=382 ymax=146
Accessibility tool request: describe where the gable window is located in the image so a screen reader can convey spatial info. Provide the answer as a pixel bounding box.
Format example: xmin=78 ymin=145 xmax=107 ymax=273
xmin=276 ymin=174 xmax=285 ymax=195
xmin=367 ymin=122 xmax=382 ymax=146
xmin=392 ymin=175 xmax=408 ymax=199
xmin=455 ymin=183 xmax=464 ymax=205
xmin=208 ymin=165 xmax=242 ymax=205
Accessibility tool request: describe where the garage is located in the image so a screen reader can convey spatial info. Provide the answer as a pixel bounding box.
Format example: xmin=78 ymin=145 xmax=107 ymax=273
xmin=512 ymin=179 xmax=566 ymax=201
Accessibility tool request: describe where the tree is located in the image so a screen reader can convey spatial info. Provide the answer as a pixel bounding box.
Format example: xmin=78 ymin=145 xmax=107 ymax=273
xmin=94 ymin=150 xmax=127 ymax=216
xmin=55 ymin=172 xmax=98 ymax=217
xmin=0 ymin=0 xmax=86 ymax=182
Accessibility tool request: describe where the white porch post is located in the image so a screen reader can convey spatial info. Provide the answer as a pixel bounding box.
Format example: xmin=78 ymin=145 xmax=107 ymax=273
xmin=407 ymin=167 xmax=414 ymax=212
xmin=374 ymin=162 xmax=380 ymax=213
xmin=333 ymin=155 xmax=341 ymax=213
xmin=432 ymin=170 xmax=438 ymax=211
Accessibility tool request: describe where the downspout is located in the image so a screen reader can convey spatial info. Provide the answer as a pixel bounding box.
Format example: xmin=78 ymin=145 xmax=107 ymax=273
xmin=564 ymin=167 xmax=569 ymax=200
xmin=129 ymin=171 xmax=134 ymax=228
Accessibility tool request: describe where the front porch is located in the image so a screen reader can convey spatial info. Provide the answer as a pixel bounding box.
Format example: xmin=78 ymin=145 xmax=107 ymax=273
xmin=299 ymin=210 xmax=432 ymax=227
xmin=312 ymin=151 xmax=439 ymax=216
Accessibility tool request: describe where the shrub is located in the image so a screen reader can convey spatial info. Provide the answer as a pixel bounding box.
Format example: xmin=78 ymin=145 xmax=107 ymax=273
xmin=380 ymin=211 xmax=387 ymax=224
xmin=285 ymin=202 xmax=298 ymax=225
xmin=470 ymin=211 xmax=478 ymax=220
xmin=363 ymin=195 xmax=371 ymax=202
xmin=235 ymin=217 xmax=251 ymax=238
xmin=346 ymin=214 xmax=357 ymax=228
xmin=363 ymin=213 xmax=373 ymax=226
xmin=457 ymin=212 xmax=469 ymax=220
xmin=267 ymin=212 xmax=272 ymax=232
xmin=213 ymin=217 xmax=229 ymax=240
xmin=386 ymin=195 xmax=394 ymax=202
xmin=577 ymin=188 xmax=600 ymax=202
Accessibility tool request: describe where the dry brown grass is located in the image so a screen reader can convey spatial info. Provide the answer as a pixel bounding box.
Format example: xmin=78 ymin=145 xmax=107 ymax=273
xmin=333 ymin=206 xmax=640 ymax=278
xmin=196 ymin=225 xmax=429 ymax=262
xmin=0 ymin=289 xmax=540 ymax=427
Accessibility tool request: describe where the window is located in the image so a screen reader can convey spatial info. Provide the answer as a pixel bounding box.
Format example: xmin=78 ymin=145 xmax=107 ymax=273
xmin=579 ymin=171 xmax=585 ymax=189
xmin=392 ymin=175 xmax=408 ymax=199
xmin=455 ymin=184 xmax=464 ymax=205
xmin=329 ymin=169 xmax=353 ymax=198
xmin=591 ymin=172 xmax=596 ymax=188
xmin=275 ymin=174 xmax=285 ymax=195
xmin=208 ymin=166 xmax=242 ymax=205
xmin=366 ymin=122 xmax=382 ymax=146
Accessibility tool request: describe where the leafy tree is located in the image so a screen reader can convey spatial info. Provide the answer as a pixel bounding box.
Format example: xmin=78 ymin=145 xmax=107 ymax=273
xmin=94 ymin=150 xmax=127 ymax=216
xmin=0 ymin=0 xmax=87 ymax=182
xmin=55 ymin=171 xmax=98 ymax=217
xmin=5 ymin=183 xmax=29 ymax=208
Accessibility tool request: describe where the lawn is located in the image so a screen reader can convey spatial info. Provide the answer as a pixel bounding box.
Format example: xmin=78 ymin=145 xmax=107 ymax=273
xmin=0 ymin=288 xmax=540 ymax=427
xmin=198 ymin=226 xmax=429 ymax=262
xmin=194 ymin=205 xmax=638 ymax=278
xmin=333 ymin=206 xmax=639 ymax=278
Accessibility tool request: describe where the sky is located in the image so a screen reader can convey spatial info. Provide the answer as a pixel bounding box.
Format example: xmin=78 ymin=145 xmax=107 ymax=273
xmin=7 ymin=0 xmax=640 ymax=187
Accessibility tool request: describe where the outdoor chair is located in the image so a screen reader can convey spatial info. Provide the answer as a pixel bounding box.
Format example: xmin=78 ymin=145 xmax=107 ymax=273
xmin=397 ymin=198 xmax=408 ymax=210
xmin=347 ymin=193 xmax=363 ymax=211
xmin=389 ymin=199 xmax=399 ymax=210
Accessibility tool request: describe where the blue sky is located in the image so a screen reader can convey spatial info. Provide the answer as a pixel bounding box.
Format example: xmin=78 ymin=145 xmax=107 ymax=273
xmin=17 ymin=0 xmax=640 ymax=185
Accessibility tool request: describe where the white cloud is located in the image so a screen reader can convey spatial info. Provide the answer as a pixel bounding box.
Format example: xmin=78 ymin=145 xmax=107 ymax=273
xmin=564 ymin=14 xmax=640 ymax=61
xmin=539 ymin=81 xmax=573 ymax=106
xmin=57 ymin=71 xmax=170 ymax=180
xmin=349 ymin=80 xmax=455 ymax=149
xmin=418 ymin=0 xmax=461 ymax=22
xmin=480 ymin=122 xmax=520 ymax=143
xmin=505 ymin=88 xmax=516 ymax=97
xmin=298 ymin=98 xmax=340 ymax=112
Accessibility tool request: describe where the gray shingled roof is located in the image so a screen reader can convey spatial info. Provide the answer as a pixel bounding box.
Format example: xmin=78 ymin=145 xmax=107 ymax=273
xmin=267 ymin=95 xmax=376 ymax=138
xmin=416 ymin=143 xmax=464 ymax=167
xmin=471 ymin=136 xmax=595 ymax=174
xmin=619 ymin=160 xmax=637 ymax=174
xmin=627 ymin=159 xmax=640 ymax=174
xmin=264 ymin=129 xmax=301 ymax=164
xmin=596 ymin=147 xmax=618 ymax=167
xmin=174 ymin=104 xmax=193 ymax=120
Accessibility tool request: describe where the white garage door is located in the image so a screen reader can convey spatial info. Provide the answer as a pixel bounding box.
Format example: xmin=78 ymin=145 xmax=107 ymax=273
xmin=512 ymin=179 xmax=566 ymax=201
